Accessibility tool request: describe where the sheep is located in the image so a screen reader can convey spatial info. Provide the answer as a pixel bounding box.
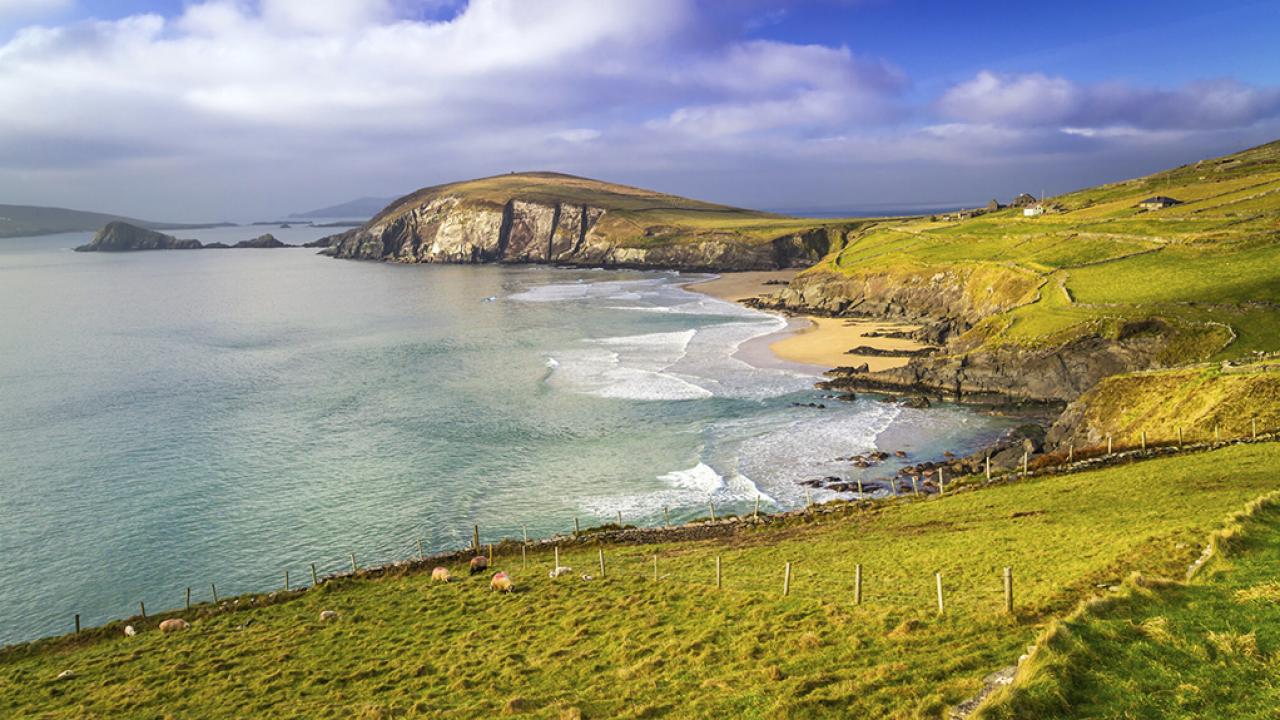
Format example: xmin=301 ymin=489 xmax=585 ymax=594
xmin=123 ymin=625 xmax=137 ymax=637
xmin=490 ymin=572 xmax=513 ymax=593
xmin=469 ymin=556 xmax=488 ymax=575
xmin=158 ymin=618 xmax=189 ymax=633
xmin=431 ymin=566 xmax=452 ymax=582
xmin=548 ymin=566 xmax=573 ymax=579
xmin=319 ymin=610 xmax=338 ymax=623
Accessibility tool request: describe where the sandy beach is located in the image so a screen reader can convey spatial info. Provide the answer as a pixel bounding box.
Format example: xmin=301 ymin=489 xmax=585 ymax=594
xmin=687 ymin=270 xmax=929 ymax=372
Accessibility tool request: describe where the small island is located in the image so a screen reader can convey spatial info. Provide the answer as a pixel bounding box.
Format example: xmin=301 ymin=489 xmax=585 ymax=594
xmin=74 ymin=222 xmax=299 ymax=252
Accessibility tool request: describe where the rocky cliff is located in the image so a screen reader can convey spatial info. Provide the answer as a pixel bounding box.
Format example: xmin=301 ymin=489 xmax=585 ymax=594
xmin=317 ymin=174 xmax=844 ymax=271
xmin=75 ymin=222 xmax=203 ymax=251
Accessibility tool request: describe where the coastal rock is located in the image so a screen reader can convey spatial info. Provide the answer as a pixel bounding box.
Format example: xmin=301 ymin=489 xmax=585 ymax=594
xmin=233 ymin=233 xmax=292 ymax=249
xmin=74 ymin=222 xmax=202 ymax=252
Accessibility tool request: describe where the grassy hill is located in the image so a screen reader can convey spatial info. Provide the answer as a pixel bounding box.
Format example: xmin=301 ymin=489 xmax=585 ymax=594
xmin=3 ymin=442 xmax=1277 ymax=718
xmin=0 ymin=204 xmax=230 ymax=239
xmin=977 ymin=492 xmax=1280 ymax=719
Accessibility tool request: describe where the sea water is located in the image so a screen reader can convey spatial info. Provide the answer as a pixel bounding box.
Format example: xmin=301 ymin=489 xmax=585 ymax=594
xmin=0 ymin=226 xmax=1011 ymax=644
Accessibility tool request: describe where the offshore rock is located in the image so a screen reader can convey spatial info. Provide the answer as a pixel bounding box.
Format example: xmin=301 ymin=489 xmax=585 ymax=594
xmin=74 ymin=222 xmax=202 ymax=252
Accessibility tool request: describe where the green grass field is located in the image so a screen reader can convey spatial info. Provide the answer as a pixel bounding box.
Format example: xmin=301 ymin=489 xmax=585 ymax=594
xmin=976 ymin=493 xmax=1280 ymax=719
xmin=812 ymin=140 xmax=1280 ymax=362
xmin=4 ymin=443 xmax=1278 ymax=718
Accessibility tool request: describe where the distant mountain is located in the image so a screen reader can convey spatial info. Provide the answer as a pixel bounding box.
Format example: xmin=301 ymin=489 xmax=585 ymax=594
xmin=0 ymin=203 xmax=233 ymax=239
xmin=288 ymin=197 xmax=394 ymax=220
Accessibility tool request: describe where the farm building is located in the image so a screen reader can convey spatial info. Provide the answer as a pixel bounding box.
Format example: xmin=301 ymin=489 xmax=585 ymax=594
xmin=1138 ymin=196 xmax=1181 ymax=210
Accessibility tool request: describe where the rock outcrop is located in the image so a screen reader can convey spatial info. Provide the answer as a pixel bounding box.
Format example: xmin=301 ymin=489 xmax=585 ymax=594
xmin=319 ymin=194 xmax=837 ymax=271
xmin=74 ymin=222 xmax=202 ymax=252
xmin=233 ymin=234 xmax=292 ymax=249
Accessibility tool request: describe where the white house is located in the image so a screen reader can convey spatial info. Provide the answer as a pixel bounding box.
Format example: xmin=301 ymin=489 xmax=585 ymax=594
xmin=1023 ymin=206 xmax=1045 ymax=217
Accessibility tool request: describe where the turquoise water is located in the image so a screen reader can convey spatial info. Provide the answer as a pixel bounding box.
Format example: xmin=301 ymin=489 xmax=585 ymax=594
xmin=0 ymin=227 xmax=1011 ymax=644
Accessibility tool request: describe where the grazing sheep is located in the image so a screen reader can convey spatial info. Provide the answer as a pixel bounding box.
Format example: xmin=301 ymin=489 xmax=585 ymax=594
xmin=56 ymin=670 xmax=75 ymax=681
xmin=431 ymin=566 xmax=452 ymax=582
xmin=580 ymin=575 xmax=594 ymax=582
xmin=319 ymin=610 xmax=338 ymax=623
xmin=469 ymin=556 xmax=488 ymax=575
xmin=158 ymin=618 xmax=189 ymax=634
xmin=490 ymin=572 xmax=513 ymax=593
xmin=123 ymin=625 xmax=137 ymax=637
xmin=548 ymin=566 xmax=573 ymax=579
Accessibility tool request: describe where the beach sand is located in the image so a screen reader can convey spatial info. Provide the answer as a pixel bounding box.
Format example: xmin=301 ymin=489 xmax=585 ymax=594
xmin=687 ymin=270 xmax=929 ymax=372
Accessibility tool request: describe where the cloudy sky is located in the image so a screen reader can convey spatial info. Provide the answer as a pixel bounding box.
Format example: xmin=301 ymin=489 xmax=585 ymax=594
xmin=1 ymin=0 xmax=1278 ymax=220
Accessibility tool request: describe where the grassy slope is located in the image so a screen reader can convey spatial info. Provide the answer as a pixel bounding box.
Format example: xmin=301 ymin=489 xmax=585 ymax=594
xmin=0 ymin=204 xmax=225 ymax=238
xmin=3 ymin=443 xmax=1278 ymax=719
xmin=976 ymin=494 xmax=1280 ymax=719
xmin=371 ymin=172 xmax=869 ymax=249
xmin=813 ymin=140 xmax=1280 ymax=361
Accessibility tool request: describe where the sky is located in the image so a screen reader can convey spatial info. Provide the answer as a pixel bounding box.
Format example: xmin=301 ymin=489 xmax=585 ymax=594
xmin=1 ymin=0 xmax=1278 ymax=221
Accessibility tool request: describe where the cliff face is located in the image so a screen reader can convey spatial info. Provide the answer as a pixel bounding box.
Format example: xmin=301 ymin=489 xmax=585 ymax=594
xmin=74 ymin=222 xmax=202 ymax=252
xmin=321 ymin=195 xmax=833 ymax=271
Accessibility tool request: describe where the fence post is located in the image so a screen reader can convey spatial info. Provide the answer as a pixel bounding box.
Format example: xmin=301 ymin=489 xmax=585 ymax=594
xmin=1003 ymin=567 xmax=1014 ymax=614
xmin=284 ymin=570 xmax=290 ymax=592
xmin=1068 ymin=443 xmax=1074 ymax=463
xmin=985 ymin=455 xmax=991 ymax=480
xmin=715 ymin=556 xmax=722 ymax=589
xmin=805 ymin=490 xmax=812 ymax=510
xmin=185 ymin=587 xmax=191 ymax=611
xmin=598 ymin=548 xmax=605 ymax=578
xmin=653 ymin=554 xmax=658 ymax=582
xmin=75 ymin=614 xmax=80 ymax=634
xmin=350 ymin=553 xmax=357 ymax=573
xmin=554 ymin=546 xmax=560 ymax=571
xmin=939 ymin=468 xmax=945 ymax=496
xmin=417 ymin=538 xmax=425 ymax=562
xmin=1215 ymin=424 xmax=1220 ymax=441
xmin=1022 ymin=451 xmax=1028 ymax=475
xmin=212 ymin=583 xmax=219 ymax=603
xmin=935 ymin=573 xmax=944 ymax=615
xmin=473 ymin=525 xmax=480 ymax=552
xmin=755 ymin=495 xmax=761 ymax=519
xmin=709 ymin=502 xmax=717 ymax=521
xmin=1107 ymin=434 xmax=1113 ymax=455
xmin=856 ymin=477 xmax=864 ymax=496
xmin=783 ymin=561 xmax=792 ymax=596
xmin=1252 ymin=417 xmax=1258 ymax=439
xmin=1141 ymin=431 xmax=1147 ymax=451
xmin=311 ymin=563 xmax=318 ymax=587
xmin=854 ymin=564 xmax=863 ymax=605
xmin=664 ymin=506 xmax=670 ymax=527
xmin=139 ymin=601 xmax=146 ymax=619
xmin=911 ymin=476 xmax=920 ymax=496
xmin=574 ymin=517 xmax=580 ymax=536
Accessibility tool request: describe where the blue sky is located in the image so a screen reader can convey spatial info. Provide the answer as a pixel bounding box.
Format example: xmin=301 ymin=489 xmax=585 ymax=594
xmin=0 ymin=0 xmax=1277 ymax=220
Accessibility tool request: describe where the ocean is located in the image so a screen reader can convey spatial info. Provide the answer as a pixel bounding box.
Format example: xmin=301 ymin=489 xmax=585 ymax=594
xmin=0 ymin=226 xmax=1012 ymax=644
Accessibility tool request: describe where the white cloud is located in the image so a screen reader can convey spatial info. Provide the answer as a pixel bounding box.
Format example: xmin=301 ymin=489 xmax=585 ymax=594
xmin=938 ymin=70 xmax=1280 ymax=131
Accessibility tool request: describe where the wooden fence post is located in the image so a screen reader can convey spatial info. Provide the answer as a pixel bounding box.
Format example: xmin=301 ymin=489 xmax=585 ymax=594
xmin=284 ymin=570 xmax=290 ymax=592
xmin=1141 ymin=431 xmax=1147 ymax=451
xmin=1252 ymin=417 xmax=1258 ymax=439
xmin=1107 ymin=434 xmax=1113 ymax=455
xmin=139 ymin=601 xmax=146 ymax=619
xmin=664 ymin=506 xmax=670 ymax=527
xmin=185 ymin=587 xmax=191 ymax=611
xmin=755 ymin=495 xmax=761 ymax=519
xmin=854 ymin=564 xmax=863 ymax=605
xmin=1068 ymin=443 xmax=1074 ymax=463
xmin=783 ymin=562 xmax=792 ymax=597
xmin=715 ymin=556 xmax=722 ymax=589
xmin=1003 ymin=567 xmax=1014 ymax=614
xmin=574 ymin=517 xmax=580 ymax=536
xmin=350 ymin=553 xmax=358 ymax=573
xmin=598 ymin=548 xmax=605 ymax=578
xmin=939 ymin=468 xmax=945 ymax=496
xmin=985 ymin=455 xmax=991 ymax=480
xmin=74 ymin=614 xmax=80 ymax=634
xmin=554 ymin=546 xmax=560 ymax=571
xmin=709 ymin=502 xmax=717 ymax=521
xmin=1022 ymin=451 xmax=1028 ymax=475
xmin=522 ymin=525 xmax=528 ymax=544
xmin=212 ymin=583 xmax=219 ymax=603
xmin=856 ymin=477 xmax=864 ymax=496
xmin=417 ymin=538 xmax=425 ymax=561
xmin=805 ymin=490 xmax=812 ymax=509
xmin=473 ymin=525 xmax=480 ymax=552
xmin=311 ymin=563 xmax=319 ymax=587
xmin=935 ymin=573 xmax=944 ymax=615
xmin=911 ymin=476 xmax=920 ymax=496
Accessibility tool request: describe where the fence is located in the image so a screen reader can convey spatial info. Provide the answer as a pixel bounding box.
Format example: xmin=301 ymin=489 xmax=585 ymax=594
xmin=60 ymin=420 xmax=1277 ymax=639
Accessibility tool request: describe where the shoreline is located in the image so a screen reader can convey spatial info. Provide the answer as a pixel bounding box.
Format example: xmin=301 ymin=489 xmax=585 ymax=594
xmin=684 ymin=270 xmax=930 ymax=372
